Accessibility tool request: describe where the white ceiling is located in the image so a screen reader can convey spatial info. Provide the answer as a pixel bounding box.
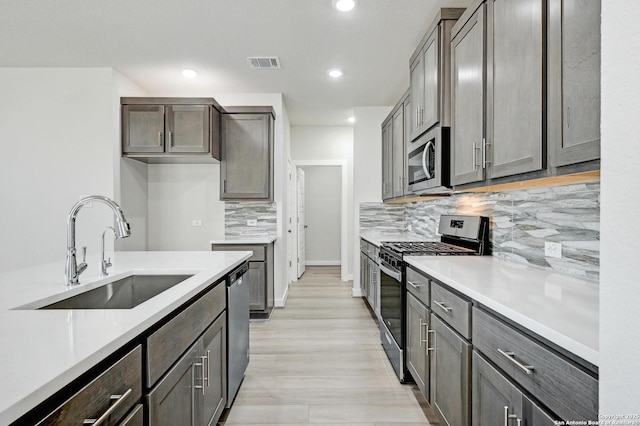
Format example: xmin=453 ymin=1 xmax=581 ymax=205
xmin=0 ymin=0 xmax=474 ymax=126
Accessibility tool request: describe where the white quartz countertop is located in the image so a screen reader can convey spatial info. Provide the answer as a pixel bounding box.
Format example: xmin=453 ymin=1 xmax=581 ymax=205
xmin=360 ymin=231 xmax=424 ymax=247
xmin=210 ymin=236 xmax=276 ymax=244
xmin=404 ymin=256 xmax=599 ymax=366
xmin=0 ymin=250 xmax=252 ymax=425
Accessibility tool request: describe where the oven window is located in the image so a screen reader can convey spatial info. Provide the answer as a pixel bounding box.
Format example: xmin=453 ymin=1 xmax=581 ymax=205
xmin=380 ymin=270 xmax=402 ymax=346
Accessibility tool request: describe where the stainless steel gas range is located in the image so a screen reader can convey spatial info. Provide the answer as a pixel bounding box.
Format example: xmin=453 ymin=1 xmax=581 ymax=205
xmin=378 ymin=215 xmax=490 ymax=382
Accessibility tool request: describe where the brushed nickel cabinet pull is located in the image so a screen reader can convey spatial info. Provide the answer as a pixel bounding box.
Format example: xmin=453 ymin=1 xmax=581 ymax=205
xmin=407 ymin=281 xmax=422 ymax=289
xmin=498 ymin=348 xmax=534 ymax=375
xmin=83 ymin=388 xmax=133 ymax=425
xmin=433 ymin=300 xmax=452 ymax=313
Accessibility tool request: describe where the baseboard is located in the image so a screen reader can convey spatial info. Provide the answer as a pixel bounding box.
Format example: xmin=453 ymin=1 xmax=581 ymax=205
xmin=305 ymin=260 xmax=341 ymax=266
xmin=275 ymin=286 xmax=289 ymax=307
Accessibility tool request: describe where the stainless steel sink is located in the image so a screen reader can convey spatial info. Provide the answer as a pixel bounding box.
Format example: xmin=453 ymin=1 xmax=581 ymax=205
xmin=38 ymin=274 xmax=193 ymax=310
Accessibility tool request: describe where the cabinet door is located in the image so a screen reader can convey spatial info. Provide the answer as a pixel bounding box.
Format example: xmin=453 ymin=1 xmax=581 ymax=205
xmin=451 ymin=5 xmax=486 ymax=185
xmin=247 ymin=261 xmax=266 ymax=311
xmin=525 ymin=396 xmax=558 ymax=426
xmin=367 ymin=258 xmax=377 ymax=307
xmin=406 ymin=292 xmax=430 ymax=401
xmin=392 ymin=106 xmax=405 ymax=198
xmin=381 ymin=120 xmax=394 ymax=200
xmin=489 ymin=0 xmax=543 ymax=179
xmin=472 ymin=351 xmax=523 ymax=426
xmin=221 ymin=113 xmax=272 ymax=200
xmin=360 ymin=252 xmax=367 ymax=294
xmin=422 ymin=26 xmax=440 ymax=132
xmin=201 ymin=313 xmax=227 ymax=426
xmin=122 ymin=105 xmax=165 ymax=153
xmin=410 ymin=54 xmax=425 ymax=140
xmin=147 ymin=342 xmax=200 ymax=426
xmin=430 ymin=314 xmax=471 ymax=426
xmin=166 ymin=105 xmax=210 ymax=153
xmin=548 ymin=0 xmax=600 ymax=167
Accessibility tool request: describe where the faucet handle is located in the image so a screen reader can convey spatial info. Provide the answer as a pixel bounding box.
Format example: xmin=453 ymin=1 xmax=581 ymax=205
xmin=81 ymin=246 xmax=87 ymax=264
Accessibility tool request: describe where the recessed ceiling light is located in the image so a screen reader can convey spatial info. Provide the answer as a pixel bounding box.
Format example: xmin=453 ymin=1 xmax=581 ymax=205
xmin=182 ymin=69 xmax=198 ymax=78
xmin=327 ymin=68 xmax=344 ymax=78
xmin=334 ymin=0 xmax=356 ymax=12
xmin=348 ymin=117 xmax=356 ymax=123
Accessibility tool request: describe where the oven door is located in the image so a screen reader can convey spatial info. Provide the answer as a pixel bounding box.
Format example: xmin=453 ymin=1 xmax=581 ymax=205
xmin=407 ymin=126 xmax=450 ymax=194
xmin=379 ymin=262 xmax=405 ymax=381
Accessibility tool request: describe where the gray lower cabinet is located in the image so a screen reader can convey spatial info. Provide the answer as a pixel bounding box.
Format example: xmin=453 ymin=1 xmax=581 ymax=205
xmin=405 ymin=292 xmax=430 ymax=401
xmin=121 ymin=97 xmax=221 ymax=161
xmin=211 ymin=243 xmax=274 ymax=317
xmin=472 ymin=351 xmax=523 ymax=426
xmin=548 ymin=0 xmax=601 ymax=167
xmin=430 ymin=314 xmax=471 ymax=426
xmin=220 ymin=107 xmax=275 ymax=201
xmin=473 ymin=351 xmax=557 ymax=426
xmin=37 ymin=346 xmax=142 ymax=426
xmin=360 ymin=251 xmax=368 ymax=295
xmin=473 ymin=307 xmax=598 ymax=421
xmin=147 ymin=312 xmax=227 ymax=426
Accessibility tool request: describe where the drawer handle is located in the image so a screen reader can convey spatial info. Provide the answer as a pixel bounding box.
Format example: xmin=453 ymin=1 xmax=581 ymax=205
xmin=83 ymin=388 xmax=133 ymax=425
xmin=433 ymin=300 xmax=452 ymax=313
xmin=419 ymin=318 xmax=428 ymax=347
xmin=498 ymin=349 xmax=535 ymax=375
xmin=407 ymin=281 xmax=423 ymax=289
xmin=503 ymin=406 xmax=519 ymax=426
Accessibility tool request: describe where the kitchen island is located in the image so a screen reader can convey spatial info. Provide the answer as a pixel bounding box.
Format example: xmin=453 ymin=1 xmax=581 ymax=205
xmin=0 ymin=250 xmax=251 ymax=425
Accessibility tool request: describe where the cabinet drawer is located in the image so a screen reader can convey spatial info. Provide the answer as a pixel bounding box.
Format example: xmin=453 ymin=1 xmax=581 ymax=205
xmin=406 ymin=266 xmax=430 ymax=307
xmin=430 ymin=281 xmax=471 ymax=339
xmin=146 ymin=282 xmax=225 ymax=387
xmin=212 ymin=244 xmax=265 ymax=261
xmin=38 ymin=346 xmax=142 ymax=426
xmin=472 ymin=307 xmax=598 ymax=421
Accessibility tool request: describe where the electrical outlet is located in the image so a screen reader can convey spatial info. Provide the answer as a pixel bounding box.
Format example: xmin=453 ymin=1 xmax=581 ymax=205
xmin=247 ymin=219 xmax=258 ymax=227
xmin=191 ymin=220 xmax=202 ymax=227
xmin=545 ymin=242 xmax=562 ymax=258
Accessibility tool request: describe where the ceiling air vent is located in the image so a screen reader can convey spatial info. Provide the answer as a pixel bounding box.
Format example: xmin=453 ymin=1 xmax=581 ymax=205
xmin=247 ymin=56 xmax=281 ymax=69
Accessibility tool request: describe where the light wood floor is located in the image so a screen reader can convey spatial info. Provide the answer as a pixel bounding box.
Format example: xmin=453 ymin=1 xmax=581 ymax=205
xmin=219 ymin=266 xmax=435 ymax=425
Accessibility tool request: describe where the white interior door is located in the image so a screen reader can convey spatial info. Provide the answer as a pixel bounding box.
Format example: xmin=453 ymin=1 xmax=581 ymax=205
xmin=297 ymin=167 xmax=306 ymax=278
xmin=287 ymin=160 xmax=295 ymax=283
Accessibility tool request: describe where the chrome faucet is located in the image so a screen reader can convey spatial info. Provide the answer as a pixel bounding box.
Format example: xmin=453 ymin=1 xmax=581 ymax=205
xmin=65 ymin=195 xmax=131 ymax=286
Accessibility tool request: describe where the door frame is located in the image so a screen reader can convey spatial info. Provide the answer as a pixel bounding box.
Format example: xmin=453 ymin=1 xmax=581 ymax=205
xmin=292 ymin=160 xmax=348 ymax=282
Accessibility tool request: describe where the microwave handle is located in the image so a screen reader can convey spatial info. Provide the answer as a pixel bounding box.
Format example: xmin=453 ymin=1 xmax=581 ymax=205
xmin=422 ymin=140 xmax=434 ymax=180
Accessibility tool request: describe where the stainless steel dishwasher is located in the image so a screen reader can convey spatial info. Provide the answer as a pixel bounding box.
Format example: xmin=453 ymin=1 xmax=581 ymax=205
xmin=226 ymin=262 xmax=250 ymax=408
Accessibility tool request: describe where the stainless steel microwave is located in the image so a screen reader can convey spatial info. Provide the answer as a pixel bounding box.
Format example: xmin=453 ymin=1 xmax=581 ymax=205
xmin=407 ymin=126 xmax=451 ymax=194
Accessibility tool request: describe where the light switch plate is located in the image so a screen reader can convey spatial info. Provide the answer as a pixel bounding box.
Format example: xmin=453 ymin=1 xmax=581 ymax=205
xmin=545 ymin=241 xmax=562 ymax=258
xmin=247 ymin=219 xmax=258 ymax=227
xmin=191 ymin=220 xmax=202 ymax=227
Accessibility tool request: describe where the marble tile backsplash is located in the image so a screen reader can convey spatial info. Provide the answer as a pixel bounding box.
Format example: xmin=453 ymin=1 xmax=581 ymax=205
xmin=361 ymin=182 xmax=600 ymax=281
xmin=224 ymin=202 xmax=277 ymax=238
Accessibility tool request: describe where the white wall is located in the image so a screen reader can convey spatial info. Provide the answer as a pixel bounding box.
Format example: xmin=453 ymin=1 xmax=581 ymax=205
xmin=147 ymin=164 xmax=224 ymax=250
xmin=291 ymin=126 xmax=354 ymax=277
xmin=352 ymin=107 xmax=392 ymax=295
xmin=599 ymin=0 xmax=640 ymax=414
xmin=0 ymin=68 xmax=139 ymax=273
xmin=300 ymin=166 xmax=341 ymax=265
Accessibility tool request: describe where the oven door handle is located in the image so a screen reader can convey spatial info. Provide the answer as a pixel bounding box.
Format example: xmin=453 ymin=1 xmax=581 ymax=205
xmin=380 ymin=264 xmax=402 ymax=282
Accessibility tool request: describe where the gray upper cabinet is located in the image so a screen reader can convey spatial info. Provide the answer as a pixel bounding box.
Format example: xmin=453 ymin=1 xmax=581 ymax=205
xmin=409 ymin=9 xmax=464 ymax=141
xmin=392 ymin=105 xmax=406 ymax=198
xmin=382 ymin=91 xmax=410 ymax=202
xmin=548 ymin=0 xmax=601 ymax=167
xmin=488 ymin=0 xmax=544 ymax=179
xmin=451 ymin=4 xmax=487 ymax=186
xmin=121 ymin=97 xmax=221 ymax=162
xmin=381 ymin=118 xmax=393 ymax=200
xmin=220 ymin=107 xmax=275 ymax=201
